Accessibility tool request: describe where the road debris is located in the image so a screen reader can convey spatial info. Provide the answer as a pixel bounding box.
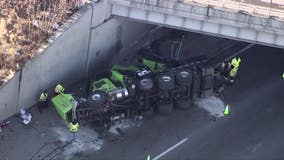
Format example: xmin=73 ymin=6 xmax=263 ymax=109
xmin=19 ymin=108 xmax=32 ymax=125
xmin=108 ymin=118 xmax=143 ymax=134
xmin=53 ymin=126 xmax=103 ymax=160
xmin=195 ymin=96 xmax=225 ymax=117
xmin=0 ymin=121 xmax=11 ymax=132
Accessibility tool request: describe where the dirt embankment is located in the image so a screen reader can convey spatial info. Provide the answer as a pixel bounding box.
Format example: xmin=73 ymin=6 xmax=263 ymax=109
xmin=0 ymin=0 xmax=87 ymax=85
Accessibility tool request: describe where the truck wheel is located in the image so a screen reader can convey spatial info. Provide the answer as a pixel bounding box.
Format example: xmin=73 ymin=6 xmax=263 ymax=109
xmin=89 ymin=90 xmax=108 ymax=107
xmin=158 ymin=73 xmax=174 ymax=90
xmin=176 ymin=69 xmax=192 ymax=86
xmin=157 ymin=101 xmax=173 ymax=115
xmin=175 ymin=97 xmax=192 ymax=110
xmin=138 ymin=78 xmax=153 ymax=91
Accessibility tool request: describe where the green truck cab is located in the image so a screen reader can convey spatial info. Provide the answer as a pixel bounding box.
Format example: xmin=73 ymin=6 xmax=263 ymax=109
xmin=90 ymin=69 xmax=133 ymax=103
xmin=92 ymin=78 xmax=117 ymax=92
xmin=51 ymin=93 xmax=75 ymax=123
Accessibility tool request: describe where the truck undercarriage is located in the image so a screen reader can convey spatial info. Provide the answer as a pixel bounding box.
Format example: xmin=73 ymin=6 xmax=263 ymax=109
xmin=52 ymin=54 xmax=216 ymax=130
xmin=51 ymin=35 xmax=233 ymax=130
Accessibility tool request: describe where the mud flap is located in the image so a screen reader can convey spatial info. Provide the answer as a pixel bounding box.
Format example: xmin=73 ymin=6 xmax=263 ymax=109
xmin=201 ymin=66 xmax=214 ymax=98
xmin=191 ymin=69 xmax=202 ymax=100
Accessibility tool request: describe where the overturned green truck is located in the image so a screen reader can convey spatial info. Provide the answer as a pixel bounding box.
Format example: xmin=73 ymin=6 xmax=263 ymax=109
xmin=51 ymin=54 xmax=214 ymax=129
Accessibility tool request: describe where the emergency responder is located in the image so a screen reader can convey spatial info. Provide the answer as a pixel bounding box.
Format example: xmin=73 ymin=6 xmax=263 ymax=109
xmin=214 ymin=62 xmax=225 ymax=78
xmin=229 ymin=57 xmax=241 ymax=83
xmin=55 ymin=84 xmax=65 ymax=94
xmin=38 ymin=90 xmax=48 ymax=113
xmin=67 ymin=119 xmax=79 ymax=143
xmin=214 ymin=61 xmax=231 ymax=98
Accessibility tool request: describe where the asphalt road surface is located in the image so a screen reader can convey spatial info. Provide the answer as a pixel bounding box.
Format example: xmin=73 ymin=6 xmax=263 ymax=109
xmin=68 ymin=44 xmax=284 ymax=160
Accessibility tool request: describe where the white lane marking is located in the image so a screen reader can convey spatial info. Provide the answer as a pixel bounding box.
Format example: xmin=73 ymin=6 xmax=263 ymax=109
xmin=152 ymin=138 xmax=188 ymax=160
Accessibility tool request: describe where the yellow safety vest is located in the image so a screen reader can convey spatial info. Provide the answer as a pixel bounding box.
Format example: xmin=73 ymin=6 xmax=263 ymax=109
xmin=55 ymin=84 xmax=65 ymax=93
xmin=231 ymin=57 xmax=241 ymax=68
xmin=69 ymin=122 xmax=79 ymax=133
xmin=229 ymin=68 xmax=238 ymax=77
xmin=229 ymin=57 xmax=241 ymax=77
xmin=39 ymin=93 xmax=48 ymax=102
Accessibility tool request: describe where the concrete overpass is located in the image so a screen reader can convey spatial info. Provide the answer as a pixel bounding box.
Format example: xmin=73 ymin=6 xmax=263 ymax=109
xmin=110 ymin=0 xmax=284 ymax=48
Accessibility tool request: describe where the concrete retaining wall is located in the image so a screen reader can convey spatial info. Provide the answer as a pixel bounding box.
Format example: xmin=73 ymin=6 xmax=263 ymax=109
xmin=89 ymin=19 xmax=153 ymax=75
xmin=0 ymin=73 xmax=20 ymax=120
xmin=0 ymin=0 xmax=153 ymax=121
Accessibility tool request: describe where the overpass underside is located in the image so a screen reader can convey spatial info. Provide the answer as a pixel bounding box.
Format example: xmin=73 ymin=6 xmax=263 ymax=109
xmin=110 ymin=0 xmax=284 ymax=49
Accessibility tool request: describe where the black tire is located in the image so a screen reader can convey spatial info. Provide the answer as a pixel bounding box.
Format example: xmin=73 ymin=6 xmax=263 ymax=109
xmin=88 ymin=90 xmax=108 ymax=107
xmin=138 ymin=78 xmax=154 ymax=91
xmin=158 ymin=73 xmax=175 ymax=90
xmin=174 ymin=97 xmax=192 ymax=110
xmin=157 ymin=101 xmax=173 ymax=115
xmin=176 ymin=69 xmax=192 ymax=86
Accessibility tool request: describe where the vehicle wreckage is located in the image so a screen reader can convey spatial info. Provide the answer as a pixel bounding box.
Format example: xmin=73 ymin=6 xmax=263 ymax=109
xmin=51 ymin=50 xmax=219 ymax=130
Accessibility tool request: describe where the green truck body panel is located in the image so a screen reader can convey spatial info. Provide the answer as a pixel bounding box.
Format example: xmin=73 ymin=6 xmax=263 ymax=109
xmin=112 ymin=65 xmax=139 ymax=72
xmin=92 ymin=78 xmax=117 ymax=92
xmin=51 ymin=93 xmax=74 ymax=123
xmin=110 ymin=70 xmax=126 ymax=86
xmin=142 ymin=58 xmax=166 ymax=72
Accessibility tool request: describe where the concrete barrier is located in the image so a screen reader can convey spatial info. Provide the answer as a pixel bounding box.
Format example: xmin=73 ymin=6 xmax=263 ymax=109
xmin=0 ymin=73 xmax=20 ymax=121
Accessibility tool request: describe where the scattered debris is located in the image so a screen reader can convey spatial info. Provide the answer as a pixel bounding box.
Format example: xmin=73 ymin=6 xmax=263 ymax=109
xmin=195 ymin=96 xmax=225 ymax=117
xmin=109 ymin=118 xmax=143 ymax=134
xmin=209 ymin=117 xmax=217 ymax=122
xmin=19 ymin=108 xmax=32 ymax=125
xmin=52 ymin=22 xmax=60 ymax=30
xmin=32 ymin=20 xmax=40 ymax=28
xmin=79 ymin=97 xmax=87 ymax=103
xmin=0 ymin=121 xmax=11 ymax=131
xmin=53 ymin=126 xmax=103 ymax=160
xmin=115 ymin=127 xmax=126 ymax=136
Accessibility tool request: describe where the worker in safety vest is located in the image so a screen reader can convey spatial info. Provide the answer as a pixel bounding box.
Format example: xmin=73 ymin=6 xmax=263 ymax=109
xmin=229 ymin=57 xmax=241 ymax=83
xmin=67 ymin=119 xmax=79 ymax=143
xmin=214 ymin=61 xmax=231 ymax=98
xmin=38 ymin=90 xmax=48 ymax=113
xmin=55 ymin=84 xmax=65 ymax=94
xmin=214 ymin=62 xmax=225 ymax=78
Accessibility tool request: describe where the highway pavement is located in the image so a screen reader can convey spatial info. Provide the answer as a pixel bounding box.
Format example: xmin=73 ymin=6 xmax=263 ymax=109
xmin=72 ymin=45 xmax=284 ymax=160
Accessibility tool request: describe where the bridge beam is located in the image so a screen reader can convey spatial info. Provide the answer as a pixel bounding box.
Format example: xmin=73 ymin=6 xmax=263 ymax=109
xmin=111 ymin=0 xmax=284 ymax=49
